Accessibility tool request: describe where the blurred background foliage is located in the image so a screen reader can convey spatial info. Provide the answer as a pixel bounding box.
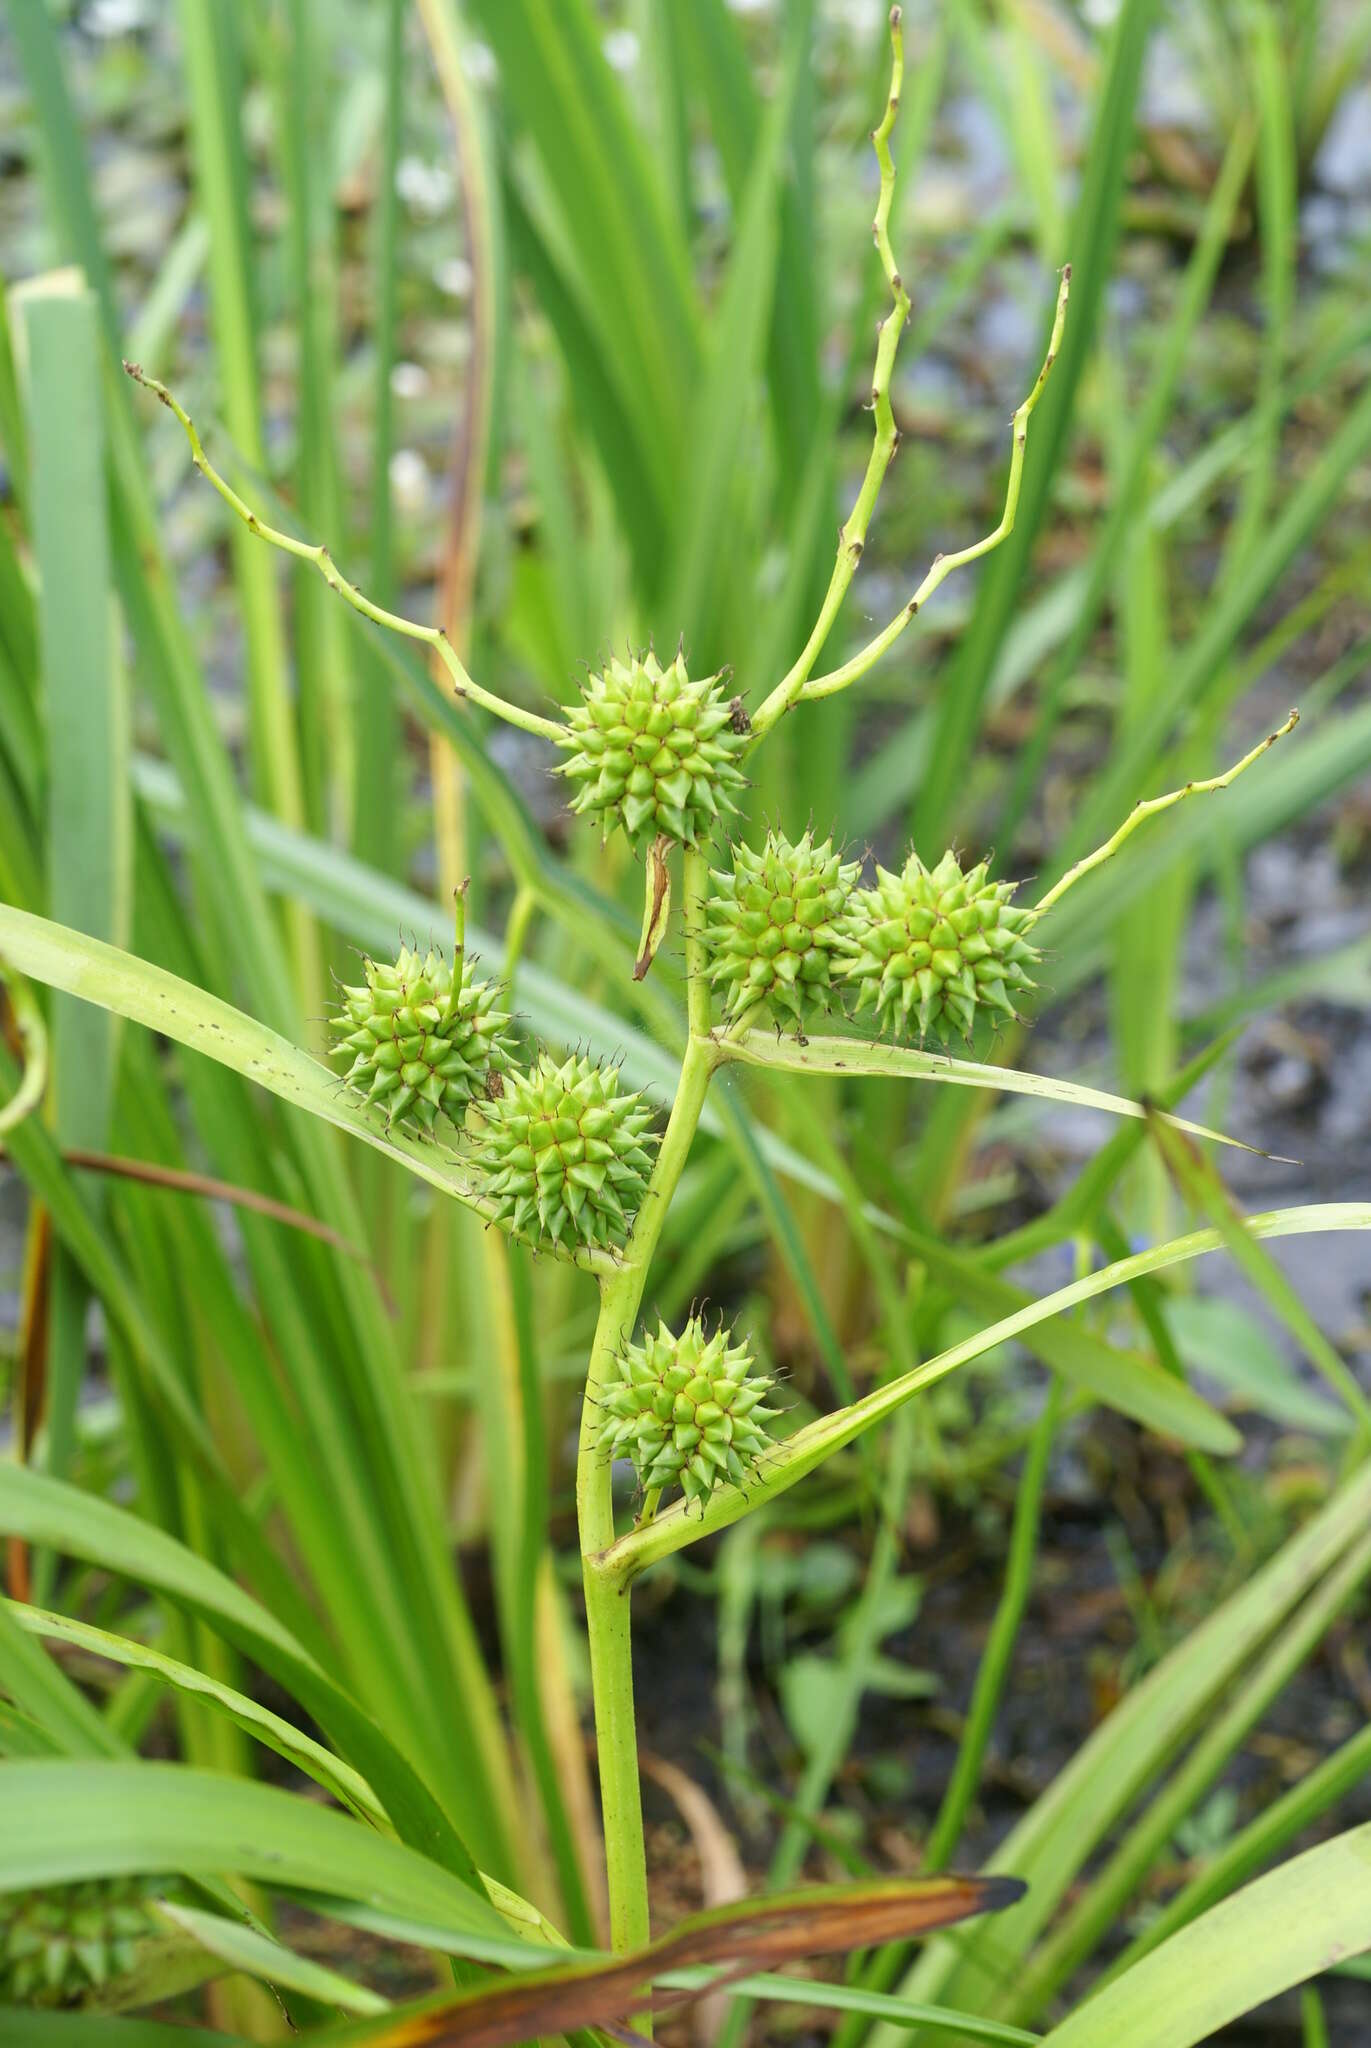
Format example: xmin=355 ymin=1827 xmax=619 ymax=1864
xmin=2 ymin=0 xmax=1371 ymax=2036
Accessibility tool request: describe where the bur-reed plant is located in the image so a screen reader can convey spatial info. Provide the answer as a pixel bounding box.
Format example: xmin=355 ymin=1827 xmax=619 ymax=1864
xmin=110 ymin=1 xmax=1309 ymax=1970
xmin=3 ymin=5 xmax=1371 ymax=2044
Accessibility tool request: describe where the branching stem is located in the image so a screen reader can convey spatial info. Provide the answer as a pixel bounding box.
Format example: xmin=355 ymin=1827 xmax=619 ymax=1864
xmin=747 ymin=7 xmax=911 ymax=745
xmin=1030 ymin=709 xmax=1299 ymax=919
xmin=796 ymin=265 xmax=1070 ymax=707
xmin=123 ymin=362 xmax=565 ymax=746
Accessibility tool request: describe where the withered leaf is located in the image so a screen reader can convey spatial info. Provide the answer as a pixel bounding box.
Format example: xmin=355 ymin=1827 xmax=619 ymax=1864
xmin=322 ymin=1872 xmax=1026 ymax=2048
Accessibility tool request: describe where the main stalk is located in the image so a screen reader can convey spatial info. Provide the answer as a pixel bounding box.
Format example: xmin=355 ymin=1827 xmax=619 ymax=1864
xmin=576 ymin=852 xmax=717 ymax=1955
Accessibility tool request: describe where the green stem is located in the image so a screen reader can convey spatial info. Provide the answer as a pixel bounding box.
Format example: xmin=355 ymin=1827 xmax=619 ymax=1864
xmin=924 ymin=1379 xmax=1060 ymax=1869
xmin=747 ymin=10 xmax=910 ymax=746
xmin=1029 ymin=708 xmax=1298 ymax=919
xmin=122 ymin=362 xmax=565 ymax=745
xmin=577 ymin=854 xmax=719 ymax=1959
xmin=793 ymin=266 xmax=1070 ymax=711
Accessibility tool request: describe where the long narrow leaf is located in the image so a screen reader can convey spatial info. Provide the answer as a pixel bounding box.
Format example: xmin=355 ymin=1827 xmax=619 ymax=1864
xmin=913 ymin=0 xmax=1156 ymax=849
xmin=7 ymin=1603 xmax=383 ymax=1827
xmin=0 ymin=902 xmax=608 ymax=1273
xmin=723 ymin=1032 xmax=1266 ymax=1155
xmin=1037 ymin=1825 xmax=1371 ymax=2048
xmin=0 ymin=1761 xmax=525 ymax=1962
xmin=608 ymin=1206 xmax=1371 ymax=1575
xmin=0 ymin=1465 xmax=483 ymax=1885
xmin=871 ymin=1456 xmax=1371 ymax=2036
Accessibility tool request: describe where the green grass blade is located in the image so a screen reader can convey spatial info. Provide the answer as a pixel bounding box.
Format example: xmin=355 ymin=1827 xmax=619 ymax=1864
xmin=662 ymin=1971 xmax=1041 ymax=2048
xmin=1151 ymin=1118 xmax=1371 ymax=1435
xmin=663 ymin=49 xmax=794 ymax=661
xmin=0 ymin=2018 xmax=241 ymax=2047
xmin=0 ymin=1465 xmax=482 ymax=1884
xmin=913 ymin=0 xmax=1156 ymax=851
xmin=1112 ymin=1719 xmax=1371 ymax=1976
xmin=1219 ymin=4 xmax=1295 ymax=578
xmin=502 ymin=174 xmax=673 ymax=589
xmin=899 ymin=1230 xmax=1237 ymax=1453
xmin=1055 ymin=376 xmax=1371 ymax=874
xmin=352 ymin=0 xmax=406 ymax=875
xmin=175 ymin=0 xmax=312 ymax=855
xmin=0 ymin=1600 xmax=122 ymax=1762
xmin=14 ymin=275 xmax=130 ymax=1554
xmin=266 ymin=0 xmax=357 ymax=839
xmin=1036 ymin=1824 xmax=1371 ymax=2048
xmin=1014 ymin=1528 xmax=1371 ymax=2020
xmin=7 ymin=0 xmax=304 ymax=1038
xmin=9 ymin=1604 xmax=384 ymax=1825
xmin=673 ymin=0 xmax=821 ymax=499
xmin=158 ymin=1901 xmax=388 ymax=2017
xmin=463 ymin=0 xmax=699 ymax=462
xmin=870 ymin=1456 xmax=1371 ymax=2037
xmin=723 ymin=1032 xmax=1264 ymax=1155
xmin=998 ymin=110 xmax=1255 ymax=844
xmin=0 ymin=1760 xmax=523 ymax=1958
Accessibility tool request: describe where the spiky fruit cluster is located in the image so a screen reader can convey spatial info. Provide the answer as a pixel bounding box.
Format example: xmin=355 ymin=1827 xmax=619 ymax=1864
xmin=597 ymin=1317 xmax=779 ymax=1507
xmin=706 ymin=829 xmax=860 ymax=1029
xmin=330 ymin=943 xmax=514 ymax=1135
xmin=557 ymin=649 xmax=747 ymax=850
xmin=475 ymin=1051 xmax=657 ymax=1250
xmin=0 ymin=1878 xmax=162 ymax=2007
xmin=844 ymin=849 xmax=1038 ymax=1042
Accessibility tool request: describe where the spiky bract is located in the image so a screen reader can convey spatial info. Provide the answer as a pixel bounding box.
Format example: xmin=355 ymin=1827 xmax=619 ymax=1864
xmin=475 ymin=1051 xmax=657 ymax=1250
xmin=0 ymin=1879 xmax=162 ymax=2008
xmin=330 ymin=943 xmax=514 ymax=1135
xmin=843 ymin=849 xmax=1038 ymax=1042
xmin=557 ymin=649 xmax=746 ymax=850
xmin=706 ymin=828 xmax=860 ymax=1029
xmin=597 ymin=1316 xmax=779 ymax=1507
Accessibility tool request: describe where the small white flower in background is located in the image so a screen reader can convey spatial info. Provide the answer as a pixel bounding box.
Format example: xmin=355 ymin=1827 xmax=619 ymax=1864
xmin=396 ymin=155 xmax=454 ymax=217
xmin=603 ymin=29 xmax=640 ymax=72
xmin=825 ymin=0 xmax=881 ymax=32
xmin=389 ymin=361 xmax=429 ymax=401
xmin=388 ymin=449 xmax=430 ymax=515
xmin=464 ymin=40 xmax=497 ymax=86
xmin=435 ymin=257 xmax=474 ymax=302
xmin=84 ymin=0 xmax=153 ymax=32
xmin=726 ymin=0 xmax=776 ymax=14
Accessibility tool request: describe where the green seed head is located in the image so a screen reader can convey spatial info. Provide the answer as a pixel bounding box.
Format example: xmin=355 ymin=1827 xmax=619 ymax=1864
xmin=843 ymin=848 xmax=1038 ymax=1043
xmin=706 ymin=828 xmax=861 ymax=1030
xmin=474 ymin=1050 xmax=658 ymax=1250
xmin=557 ymin=648 xmax=747 ymax=851
xmin=330 ymin=942 xmax=515 ymax=1135
xmin=0 ymin=1878 xmax=163 ymax=2008
xmin=597 ymin=1315 xmax=779 ymax=1508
